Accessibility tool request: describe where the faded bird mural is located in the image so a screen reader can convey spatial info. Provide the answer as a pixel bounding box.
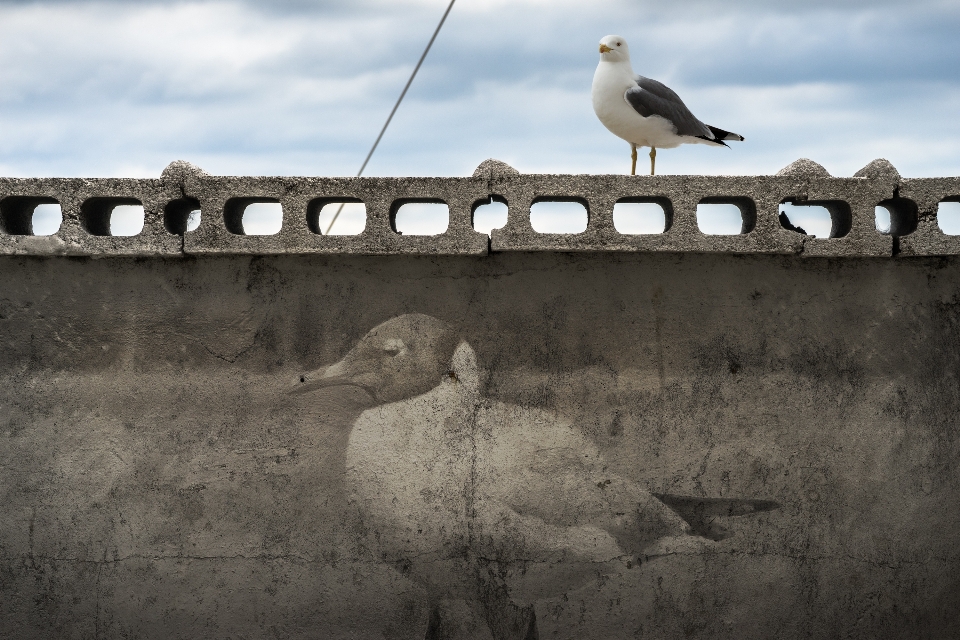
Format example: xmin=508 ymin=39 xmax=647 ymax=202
xmin=292 ymin=314 xmax=780 ymax=640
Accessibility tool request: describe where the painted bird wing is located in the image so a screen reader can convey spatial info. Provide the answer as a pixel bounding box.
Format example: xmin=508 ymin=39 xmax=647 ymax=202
xmin=625 ymin=76 xmax=714 ymax=139
xmin=476 ymin=401 xmax=611 ymax=525
xmin=474 ymin=401 xmax=687 ymax=554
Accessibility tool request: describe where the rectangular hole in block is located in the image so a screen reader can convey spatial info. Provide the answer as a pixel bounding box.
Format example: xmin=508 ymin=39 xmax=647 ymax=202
xmin=32 ymin=203 xmax=63 ymax=236
xmin=224 ymin=198 xmax=282 ymax=236
xmin=780 ymin=199 xmax=851 ymax=238
xmin=875 ymin=206 xmax=890 ymax=234
xmin=110 ymin=205 xmax=145 ymax=236
xmin=392 ymin=200 xmax=449 ymax=236
xmin=613 ymin=198 xmax=671 ymax=234
xmin=696 ymin=198 xmax=756 ymax=235
xmin=937 ymin=199 xmax=960 ymax=235
xmin=307 ymin=199 xmax=366 ymax=236
xmin=81 ymin=198 xmax=143 ymax=236
xmin=0 ymin=196 xmax=60 ymax=235
xmin=164 ymin=197 xmax=201 ymax=235
xmin=530 ymin=198 xmax=588 ymax=234
xmin=472 ymin=196 xmax=508 ymax=235
xmin=876 ymin=197 xmax=917 ymax=236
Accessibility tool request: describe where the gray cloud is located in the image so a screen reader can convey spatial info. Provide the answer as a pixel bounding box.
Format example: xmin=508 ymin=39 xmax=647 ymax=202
xmin=0 ymin=0 xmax=957 ymax=179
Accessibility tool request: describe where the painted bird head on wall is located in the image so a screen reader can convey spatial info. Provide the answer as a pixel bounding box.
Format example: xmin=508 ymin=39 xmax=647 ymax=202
xmin=291 ymin=314 xmax=462 ymax=404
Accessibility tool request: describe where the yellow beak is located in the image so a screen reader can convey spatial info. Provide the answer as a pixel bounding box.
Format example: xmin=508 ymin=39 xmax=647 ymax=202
xmin=599 ymin=44 xmax=613 ymax=53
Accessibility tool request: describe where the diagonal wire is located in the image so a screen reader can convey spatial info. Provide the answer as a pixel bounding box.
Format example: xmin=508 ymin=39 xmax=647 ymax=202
xmin=325 ymin=0 xmax=457 ymax=235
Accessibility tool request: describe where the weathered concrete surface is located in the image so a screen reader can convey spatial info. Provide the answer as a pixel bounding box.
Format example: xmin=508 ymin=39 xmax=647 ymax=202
xmin=1 ymin=251 xmax=959 ymax=639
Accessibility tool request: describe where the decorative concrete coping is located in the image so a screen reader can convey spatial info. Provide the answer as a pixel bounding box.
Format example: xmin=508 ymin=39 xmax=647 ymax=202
xmin=1 ymin=158 xmax=958 ymax=257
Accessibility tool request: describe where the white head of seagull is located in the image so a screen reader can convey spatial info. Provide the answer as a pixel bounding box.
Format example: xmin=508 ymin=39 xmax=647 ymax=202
xmin=598 ymin=34 xmax=630 ymax=62
xmin=592 ymin=34 xmax=744 ymax=176
xmin=293 ymin=313 xmax=464 ymax=404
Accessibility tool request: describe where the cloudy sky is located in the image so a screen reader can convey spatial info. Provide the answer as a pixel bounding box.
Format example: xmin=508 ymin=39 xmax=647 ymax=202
xmin=0 ymin=0 xmax=958 ymax=181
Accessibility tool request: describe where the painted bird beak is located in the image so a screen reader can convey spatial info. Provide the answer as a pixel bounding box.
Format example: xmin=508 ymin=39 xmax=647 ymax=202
xmin=290 ymin=359 xmax=354 ymax=395
xmin=599 ymin=44 xmax=612 ymax=53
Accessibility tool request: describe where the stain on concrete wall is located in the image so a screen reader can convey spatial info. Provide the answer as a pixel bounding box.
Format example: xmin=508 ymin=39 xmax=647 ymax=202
xmin=2 ymin=251 xmax=959 ymax=638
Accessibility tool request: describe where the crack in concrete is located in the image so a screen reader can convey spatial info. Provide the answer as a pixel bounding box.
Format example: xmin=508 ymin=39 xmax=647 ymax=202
xmin=197 ymin=337 xmax=258 ymax=363
xmin=4 ymin=553 xmax=379 ymax=565
xmin=177 ymin=183 xmax=188 ymax=256
xmin=94 ymin=548 xmax=104 ymax=638
xmin=9 ymin=548 xmax=948 ymax=571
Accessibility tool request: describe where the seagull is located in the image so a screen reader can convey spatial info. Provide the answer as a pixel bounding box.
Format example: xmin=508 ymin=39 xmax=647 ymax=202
xmin=292 ymin=314 xmax=779 ymax=640
xmin=592 ymin=34 xmax=744 ymax=176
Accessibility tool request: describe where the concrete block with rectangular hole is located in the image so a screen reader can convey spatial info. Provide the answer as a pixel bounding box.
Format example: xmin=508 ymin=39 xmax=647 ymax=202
xmin=0 ymin=177 xmax=180 ymax=256
xmin=2 ymin=157 xmax=959 ymax=257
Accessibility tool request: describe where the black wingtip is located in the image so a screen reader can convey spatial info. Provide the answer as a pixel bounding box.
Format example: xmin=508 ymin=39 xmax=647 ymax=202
xmin=705 ymin=125 xmax=744 ymax=143
xmin=654 ymin=494 xmax=781 ymax=516
xmin=653 ymin=494 xmax=780 ymax=540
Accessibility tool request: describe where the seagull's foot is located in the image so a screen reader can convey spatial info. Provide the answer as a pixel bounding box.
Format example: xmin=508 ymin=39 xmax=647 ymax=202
xmin=425 ymin=599 xmax=495 ymax=640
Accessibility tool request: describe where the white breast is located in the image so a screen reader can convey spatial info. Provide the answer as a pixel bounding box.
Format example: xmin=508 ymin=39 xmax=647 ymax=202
xmin=345 ymin=379 xmax=474 ymax=561
xmin=592 ymin=61 xmax=684 ymax=150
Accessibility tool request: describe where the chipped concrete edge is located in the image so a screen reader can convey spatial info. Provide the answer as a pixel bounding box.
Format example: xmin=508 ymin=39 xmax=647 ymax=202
xmin=0 ymin=158 xmax=957 ymax=258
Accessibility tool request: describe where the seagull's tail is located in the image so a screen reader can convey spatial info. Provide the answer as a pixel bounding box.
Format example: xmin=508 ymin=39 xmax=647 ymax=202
xmin=652 ymin=493 xmax=779 ymax=541
xmin=697 ymin=125 xmax=745 ymax=147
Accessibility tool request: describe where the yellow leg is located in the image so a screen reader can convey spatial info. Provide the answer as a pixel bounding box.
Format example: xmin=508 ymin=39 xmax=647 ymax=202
xmin=630 ymin=145 xmax=637 ymax=176
xmin=650 ymin=147 xmax=657 ymax=176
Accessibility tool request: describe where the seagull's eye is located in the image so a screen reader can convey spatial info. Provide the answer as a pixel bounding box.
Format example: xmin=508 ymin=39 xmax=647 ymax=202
xmin=383 ymin=338 xmax=406 ymax=356
xmin=616 ymin=42 xmax=621 ymax=46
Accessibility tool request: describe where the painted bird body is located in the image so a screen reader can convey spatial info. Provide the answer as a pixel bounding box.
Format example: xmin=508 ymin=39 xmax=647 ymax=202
xmin=344 ymin=339 xmax=681 ymax=603
xmin=295 ymin=314 xmax=778 ymax=639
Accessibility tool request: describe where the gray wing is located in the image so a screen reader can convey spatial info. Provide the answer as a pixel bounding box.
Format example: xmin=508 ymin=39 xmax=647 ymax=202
xmin=478 ymin=403 xmax=686 ymax=548
xmin=625 ymin=76 xmax=713 ymax=139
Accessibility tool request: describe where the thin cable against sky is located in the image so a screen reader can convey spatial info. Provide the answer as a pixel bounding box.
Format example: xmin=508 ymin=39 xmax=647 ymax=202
xmin=325 ymin=0 xmax=457 ymax=235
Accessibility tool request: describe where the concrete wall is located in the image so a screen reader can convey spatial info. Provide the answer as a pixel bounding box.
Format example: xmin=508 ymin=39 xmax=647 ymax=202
xmin=1 ymin=160 xmax=959 ymax=639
